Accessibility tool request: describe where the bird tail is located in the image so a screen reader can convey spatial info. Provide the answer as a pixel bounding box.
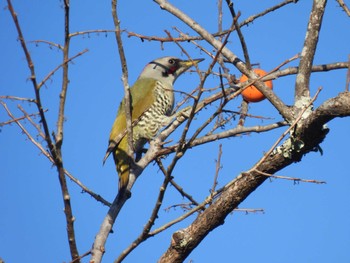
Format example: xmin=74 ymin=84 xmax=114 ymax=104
xmin=113 ymin=138 xmax=132 ymax=191
xmin=103 ymin=141 xmax=117 ymax=165
xmin=117 ymin=163 xmax=130 ymax=191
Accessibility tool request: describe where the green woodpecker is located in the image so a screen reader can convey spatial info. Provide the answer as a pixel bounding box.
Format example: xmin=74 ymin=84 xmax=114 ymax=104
xmin=104 ymin=56 xmax=204 ymax=191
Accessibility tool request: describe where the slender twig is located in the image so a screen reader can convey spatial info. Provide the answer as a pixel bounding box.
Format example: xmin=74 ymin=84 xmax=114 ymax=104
xmin=336 ymin=0 xmax=350 ymax=16
xmin=169 ymin=179 xmax=200 ymax=206
xmin=242 ymin=0 xmax=298 ymax=27
xmin=234 ymin=208 xmax=264 ymax=214
xmin=69 ymin=29 xmax=117 ymax=38
xmin=211 ymin=144 xmax=223 ymax=195
xmin=164 ymin=202 xmax=195 ymax=212
xmin=155 ymin=158 xmax=200 ymax=206
xmin=64 ymin=168 xmax=112 ymax=206
xmin=69 ymin=250 xmax=92 ymax=263
xmin=158 ymin=121 xmax=287 ymax=156
xmin=17 ymin=104 xmax=46 ymax=139
xmin=218 ymin=0 xmax=223 ymax=41
xmin=128 ymin=0 xmax=297 ymax=43
xmin=173 ymin=27 xmax=215 ymax=60
xmin=0 ymin=107 xmax=45 ymax=127
xmin=164 ymin=30 xmax=193 ymax=62
xmin=3 ymin=102 xmax=111 ymax=206
xmin=208 ymin=113 xmax=236 ymax=135
xmin=255 ymin=170 xmax=326 ymax=184
xmin=149 ymin=196 xmax=212 ymax=236
xmin=1 ymin=101 xmax=53 ymax=161
xmin=28 ymin=39 xmax=64 ymax=50
xmin=38 ymin=49 xmax=89 ymax=90
xmin=0 ymin=95 xmax=36 ymax=103
xmin=225 ymin=1 xmax=251 ymax=69
xmin=148 ymin=177 xmax=232 ymax=238
xmin=7 ymin=0 xmax=55 ymax=153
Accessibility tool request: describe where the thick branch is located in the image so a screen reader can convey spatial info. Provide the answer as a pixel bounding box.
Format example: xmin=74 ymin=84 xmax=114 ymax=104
xmin=294 ymin=0 xmax=327 ymax=104
xmin=158 ymin=91 xmax=350 ymax=262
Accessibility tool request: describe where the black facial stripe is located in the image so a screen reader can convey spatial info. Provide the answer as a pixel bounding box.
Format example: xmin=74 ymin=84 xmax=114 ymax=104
xmin=149 ymin=60 xmax=179 ymax=77
xmin=149 ymin=61 xmax=170 ymax=72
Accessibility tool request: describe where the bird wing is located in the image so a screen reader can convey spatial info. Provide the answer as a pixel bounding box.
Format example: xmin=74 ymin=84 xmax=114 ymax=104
xmin=103 ymin=78 xmax=158 ymax=163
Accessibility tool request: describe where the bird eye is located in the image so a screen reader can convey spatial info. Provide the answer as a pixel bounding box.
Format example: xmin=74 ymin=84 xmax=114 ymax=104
xmin=168 ymin=59 xmax=175 ymax=64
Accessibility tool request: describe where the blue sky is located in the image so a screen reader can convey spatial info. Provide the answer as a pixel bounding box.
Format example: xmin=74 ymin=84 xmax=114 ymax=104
xmin=1 ymin=0 xmax=350 ymax=262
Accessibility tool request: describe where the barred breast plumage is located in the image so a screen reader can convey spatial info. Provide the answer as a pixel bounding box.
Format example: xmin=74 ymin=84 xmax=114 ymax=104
xmin=133 ymin=80 xmax=174 ymax=153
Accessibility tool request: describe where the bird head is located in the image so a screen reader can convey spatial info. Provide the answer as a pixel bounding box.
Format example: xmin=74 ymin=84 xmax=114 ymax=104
xmin=138 ymin=56 xmax=204 ymax=86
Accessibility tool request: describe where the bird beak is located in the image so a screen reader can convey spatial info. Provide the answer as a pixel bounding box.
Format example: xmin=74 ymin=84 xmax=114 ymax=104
xmin=180 ymin=58 xmax=205 ymax=68
xmin=175 ymin=58 xmax=204 ymax=78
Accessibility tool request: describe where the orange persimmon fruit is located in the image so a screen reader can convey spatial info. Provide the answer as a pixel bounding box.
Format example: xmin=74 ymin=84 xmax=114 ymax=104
xmin=239 ymin=68 xmax=273 ymax=103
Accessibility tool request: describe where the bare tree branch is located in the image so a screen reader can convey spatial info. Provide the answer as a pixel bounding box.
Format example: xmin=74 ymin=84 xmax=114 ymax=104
xmin=211 ymin=144 xmax=223 ymax=195
xmin=5 ymin=1 xmax=349 ymax=262
xmin=7 ymin=0 xmax=80 ymax=260
xmin=1 ymin=101 xmax=52 ymax=160
xmin=7 ymin=0 xmax=55 ymax=153
xmin=90 ymin=1 xmax=134 ymax=262
xmin=158 ymin=121 xmax=288 ymax=157
xmin=153 ymin=0 xmax=293 ymax=122
xmin=225 ymin=1 xmax=251 ymax=69
xmin=29 ymin=39 xmax=64 ymax=50
xmin=112 ymin=0 xmax=134 ymax=163
xmin=158 ymin=91 xmax=350 ymax=262
xmin=255 ymin=170 xmax=326 ymax=184
xmin=0 ymin=106 xmax=45 ymax=127
xmin=0 ymin=95 xmax=36 ymax=103
xmin=127 ymin=0 xmax=298 ymax=43
xmin=115 ymin=159 xmax=173 ymax=263
xmin=69 ymin=29 xmax=117 ymax=38
xmin=55 ymin=0 xmax=80 ymax=260
xmin=38 ymin=49 xmax=89 ymax=90
xmin=294 ymin=0 xmax=327 ymax=105
xmin=336 ymin=0 xmax=350 ymax=16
